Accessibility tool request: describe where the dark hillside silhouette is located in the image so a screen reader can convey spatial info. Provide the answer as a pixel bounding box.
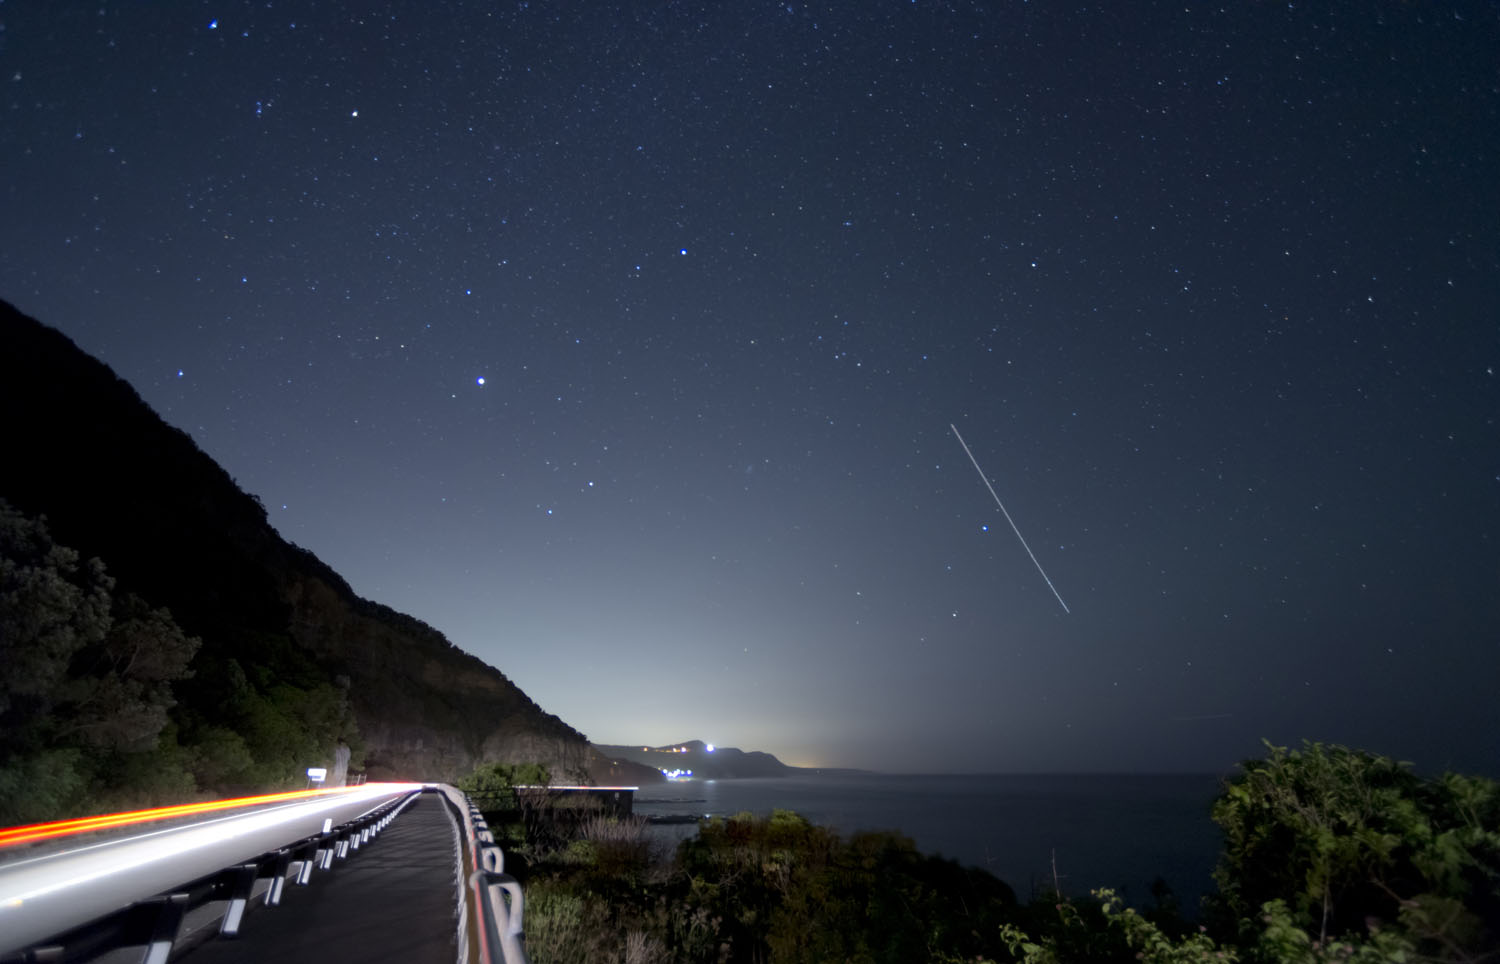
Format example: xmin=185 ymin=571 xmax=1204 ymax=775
xmin=0 ymin=299 xmax=590 ymax=786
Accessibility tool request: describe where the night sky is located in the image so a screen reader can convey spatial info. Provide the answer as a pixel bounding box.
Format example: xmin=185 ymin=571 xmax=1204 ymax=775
xmin=3 ymin=2 xmax=1497 ymax=775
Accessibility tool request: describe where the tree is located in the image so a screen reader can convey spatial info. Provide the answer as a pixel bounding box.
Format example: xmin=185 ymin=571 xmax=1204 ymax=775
xmin=459 ymin=760 xmax=552 ymax=803
xmin=1208 ymin=740 xmax=1500 ymax=961
xmin=63 ymin=593 xmax=200 ymax=751
xmin=0 ymin=500 xmax=112 ymax=746
xmin=997 ymin=742 xmax=1498 ymax=964
xmin=0 ymin=500 xmax=201 ymax=824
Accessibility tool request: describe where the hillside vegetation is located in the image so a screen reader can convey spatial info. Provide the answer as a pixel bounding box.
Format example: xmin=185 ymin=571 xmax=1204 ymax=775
xmin=0 ymin=300 xmax=590 ymax=823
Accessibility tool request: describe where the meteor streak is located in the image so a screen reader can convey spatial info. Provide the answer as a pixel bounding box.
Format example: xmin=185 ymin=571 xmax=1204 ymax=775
xmin=950 ymin=424 xmax=1071 ymax=614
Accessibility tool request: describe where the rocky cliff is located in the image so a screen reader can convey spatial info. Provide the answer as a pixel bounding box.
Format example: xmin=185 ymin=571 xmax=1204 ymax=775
xmin=0 ymin=299 xmax=590 ymax=785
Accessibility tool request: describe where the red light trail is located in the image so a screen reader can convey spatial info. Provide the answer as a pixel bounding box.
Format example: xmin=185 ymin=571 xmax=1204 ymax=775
xmin=0 ymin=786 xmax=374 ymax=849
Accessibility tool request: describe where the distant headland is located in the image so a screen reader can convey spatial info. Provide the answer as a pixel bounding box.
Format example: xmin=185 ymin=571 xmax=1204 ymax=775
xmin=590 ymin=740 xmax=865 ymax=783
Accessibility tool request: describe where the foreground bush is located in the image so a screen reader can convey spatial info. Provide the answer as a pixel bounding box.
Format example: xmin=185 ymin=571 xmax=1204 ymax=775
xmin=520 ymin=808 xmax=1019 ymax=964
xmin=513 ymin=743 xmax=1498 ymax=964
xmin=1009 ymin=742 xmax=1499 ymax=964
xmin=1207 ymin=740 xmax=1500 ymax=961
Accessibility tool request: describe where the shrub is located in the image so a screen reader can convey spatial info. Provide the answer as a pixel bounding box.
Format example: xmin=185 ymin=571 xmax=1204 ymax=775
xmin=1208 ymin=740 xmax=1500 ymax=958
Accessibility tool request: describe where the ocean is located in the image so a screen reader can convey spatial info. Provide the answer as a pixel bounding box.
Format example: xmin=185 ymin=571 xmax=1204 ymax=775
xmin=633 ymin=772 xmax=1228 ymax=909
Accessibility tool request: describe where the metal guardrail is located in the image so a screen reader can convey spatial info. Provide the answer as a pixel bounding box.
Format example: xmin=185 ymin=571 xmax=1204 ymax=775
xmin=0 ymin=784 xmax=423 ymax=963
xmin=1 ymin=783 xmax=537 ymax=964
xmin=435 ymin=787 xmax=531 ymax=964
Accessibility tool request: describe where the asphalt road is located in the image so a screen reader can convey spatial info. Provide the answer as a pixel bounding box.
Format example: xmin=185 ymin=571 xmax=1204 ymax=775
xmin=183 ymin=791 xmax=461 ymax=964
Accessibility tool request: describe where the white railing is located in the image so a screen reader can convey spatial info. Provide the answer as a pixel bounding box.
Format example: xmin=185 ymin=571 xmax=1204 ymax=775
xmin=436 ymin=786 xmax=531 ymax=964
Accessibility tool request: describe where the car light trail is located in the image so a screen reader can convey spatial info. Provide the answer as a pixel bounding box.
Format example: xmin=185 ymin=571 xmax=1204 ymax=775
xmin=0 ymin=783 xmax=422 ymax=953
xmin=0 ymin=786 xmax=372 ymax=849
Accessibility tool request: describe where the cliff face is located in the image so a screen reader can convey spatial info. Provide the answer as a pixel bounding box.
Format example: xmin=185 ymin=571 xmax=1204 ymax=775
xmin=0 ymin=300 xmax=590 ymax=784
xmin=274 ymin=568 xmax=592 ymax=781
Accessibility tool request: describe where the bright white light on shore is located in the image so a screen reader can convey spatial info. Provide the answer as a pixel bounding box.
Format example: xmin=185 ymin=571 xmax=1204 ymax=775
xmin=706 ymin=744 xmax=715 ymax=752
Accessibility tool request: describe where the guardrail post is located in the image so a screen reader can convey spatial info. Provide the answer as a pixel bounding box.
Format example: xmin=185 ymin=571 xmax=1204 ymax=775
xmin=217 ymin=863 xmax=259 ymax=936
xmin=315 ymin=831 xmax=337 ymax=872
xmin=136 ymin=893 xmax=188 ymax=964
xmin=265 ymin=848 xmax=293 ymax=905
xmin=294 ymin=840 xmax=318 ymax=884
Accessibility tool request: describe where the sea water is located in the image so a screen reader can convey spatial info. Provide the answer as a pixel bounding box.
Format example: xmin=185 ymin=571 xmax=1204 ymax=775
xmin=634 ymin=772 xmax=1227 ymax=910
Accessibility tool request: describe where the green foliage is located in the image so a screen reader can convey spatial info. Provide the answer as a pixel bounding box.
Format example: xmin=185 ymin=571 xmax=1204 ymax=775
xmin=575 ymin=816 xmax=658 ymax=885
xmin=0 ymin=500 xmax=113 ymax=743
xmin=88 ymin=730 xmax=200 ymax=814
xmin=991 ymin=887 xmax=1426 ymax=964
xmin=0 ymin=748 xmax=92 ymax=827
xmin=1249 ymin=898 xmax=1418 ymax=964
xmin=678 ymin=808 xmax=840 ymax=959
xmin=508 ymin=739 xmax=1500 ymax=964
xmin=186 ymin=724 xmax=258 ymax=788
xmin=1096 ymin=890 xmax=1236 ymax=964
xmin=63 ymin=593 xmax=200 ymax=752
xmin=980 ymin=888 xmax=1232 ymax=964
xmin=999 ymin=743 xmax=1498 ymax=964
xmin=521 ymin=807 xmax=1020 ymax=964
xmin=170 ymin=624 xmax=366 ymax=789
xmin=1002 ymin=886 xmax=1137 ymax=964
xmin=525 ymin=887 xmax=635 ymax=964
xmin=0 ymin=503 xmax=204 ymax=824
xmin=1208 ymin=740 xmax=1500 ymax=959
xmin=0 ymin=500 xmax=367 ymax=825
xmin=459 ymin=760 xmax=552 ymax=800
xmin=459 ymin=759 xmax=554 ymax=847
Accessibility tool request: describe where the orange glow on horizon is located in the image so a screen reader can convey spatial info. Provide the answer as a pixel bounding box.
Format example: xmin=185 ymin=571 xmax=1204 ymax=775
xmin=0 ymin=784 xmax=395 ymax=849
